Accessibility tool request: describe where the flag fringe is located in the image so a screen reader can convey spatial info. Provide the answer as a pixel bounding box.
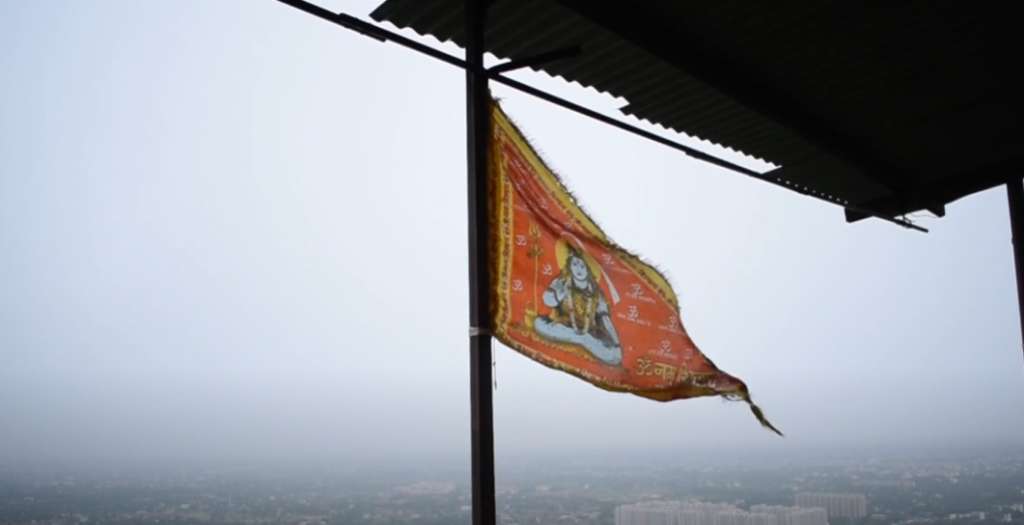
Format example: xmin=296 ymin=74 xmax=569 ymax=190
xmin=746 ymin=399 xmax=783 ymax=437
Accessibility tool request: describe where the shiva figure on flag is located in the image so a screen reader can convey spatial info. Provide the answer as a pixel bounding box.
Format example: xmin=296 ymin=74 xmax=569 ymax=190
xmin=534 ymin=235 xmax=622 ymax=366
xmin=488 ymin=96 xmax=782 ymax=435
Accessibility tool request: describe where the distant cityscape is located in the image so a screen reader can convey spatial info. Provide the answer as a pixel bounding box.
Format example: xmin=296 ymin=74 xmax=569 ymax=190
xmin=614 ymin=493 xmax=865 ymax=525
xmin=2 ymin=447 xmax=1024 ymax=525
xmin=615 ymin=500 xmax=829 ymax=525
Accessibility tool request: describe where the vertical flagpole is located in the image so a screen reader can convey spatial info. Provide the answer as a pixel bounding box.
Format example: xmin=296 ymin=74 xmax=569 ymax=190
xmin=466 ymin=0 xmax=496 ymax=524
xmin=1006 ymin=178 xmax=1024 ymax=379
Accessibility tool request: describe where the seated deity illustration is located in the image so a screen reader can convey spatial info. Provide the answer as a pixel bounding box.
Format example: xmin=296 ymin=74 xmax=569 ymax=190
xmin=533 ymin=238 xmax=623 ymax=365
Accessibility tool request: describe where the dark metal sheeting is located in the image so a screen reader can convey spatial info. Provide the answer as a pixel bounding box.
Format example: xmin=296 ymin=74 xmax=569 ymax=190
xmin=371 ymin=0 xmax=1024 ymax=221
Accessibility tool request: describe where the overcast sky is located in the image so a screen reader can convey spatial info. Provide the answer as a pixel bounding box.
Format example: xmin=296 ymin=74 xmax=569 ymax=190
xmin=1 ymin=0 xmax=1022 ymax=467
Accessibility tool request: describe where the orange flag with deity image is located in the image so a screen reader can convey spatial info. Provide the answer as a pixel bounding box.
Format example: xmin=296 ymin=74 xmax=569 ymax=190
xmin=487 ymin=98 xmax=781 ymax=435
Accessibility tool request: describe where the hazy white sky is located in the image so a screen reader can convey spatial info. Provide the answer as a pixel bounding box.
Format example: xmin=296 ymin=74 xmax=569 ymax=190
xmin=1 ymin=0 xmax=1022 ymax=466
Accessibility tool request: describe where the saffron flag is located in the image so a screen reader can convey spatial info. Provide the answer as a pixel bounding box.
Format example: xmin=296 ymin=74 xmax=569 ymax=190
xmin=488 ymin=99 xmax=781 ymax=435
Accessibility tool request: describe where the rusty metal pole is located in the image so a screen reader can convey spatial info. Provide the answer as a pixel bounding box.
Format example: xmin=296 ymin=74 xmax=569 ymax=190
xmin=466 ymin=0 xmax=496 ymax=524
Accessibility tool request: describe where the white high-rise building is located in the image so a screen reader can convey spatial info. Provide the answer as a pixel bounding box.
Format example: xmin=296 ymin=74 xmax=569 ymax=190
xmin=751 ymin=505 xmax=828 ymax=525
xmin=616 ymin=501 xmax=746 ymax=525
xmin=795 ymin=493 xmax=866 ymax=519
xmin=747 ymin=514 xmax=777 ymax=525
xmin=615 ymin=501 xmax=824 ymax=525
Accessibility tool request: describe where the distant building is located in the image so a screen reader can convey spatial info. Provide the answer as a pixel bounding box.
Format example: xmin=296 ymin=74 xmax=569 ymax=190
xmin=615 ymin=501 xmax=825 ymax=525
xmin=615 ymin=501 xmax=746 ymax=525
xmin=752 ymin=505 xmax=828 ymax=525
xmin=795 ymin=493 xmax=866 ymax=519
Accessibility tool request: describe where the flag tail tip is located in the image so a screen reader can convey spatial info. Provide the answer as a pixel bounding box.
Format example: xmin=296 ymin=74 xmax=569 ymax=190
xmin=748 ymin=401 xmax=784 ymax=437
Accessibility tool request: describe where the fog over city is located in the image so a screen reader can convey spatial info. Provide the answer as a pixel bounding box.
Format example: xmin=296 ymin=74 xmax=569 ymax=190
xmin=2 ymin=0 xmax=1023 ymax=471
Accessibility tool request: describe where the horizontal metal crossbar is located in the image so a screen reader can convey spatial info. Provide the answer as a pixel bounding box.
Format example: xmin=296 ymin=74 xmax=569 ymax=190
xmin=273 ymin=0 xmax=926 ymax=233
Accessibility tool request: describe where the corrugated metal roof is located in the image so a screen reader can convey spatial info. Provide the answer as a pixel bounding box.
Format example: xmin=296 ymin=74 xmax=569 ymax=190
xmin=371 ymin=0 xmax=1024 ymax=219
